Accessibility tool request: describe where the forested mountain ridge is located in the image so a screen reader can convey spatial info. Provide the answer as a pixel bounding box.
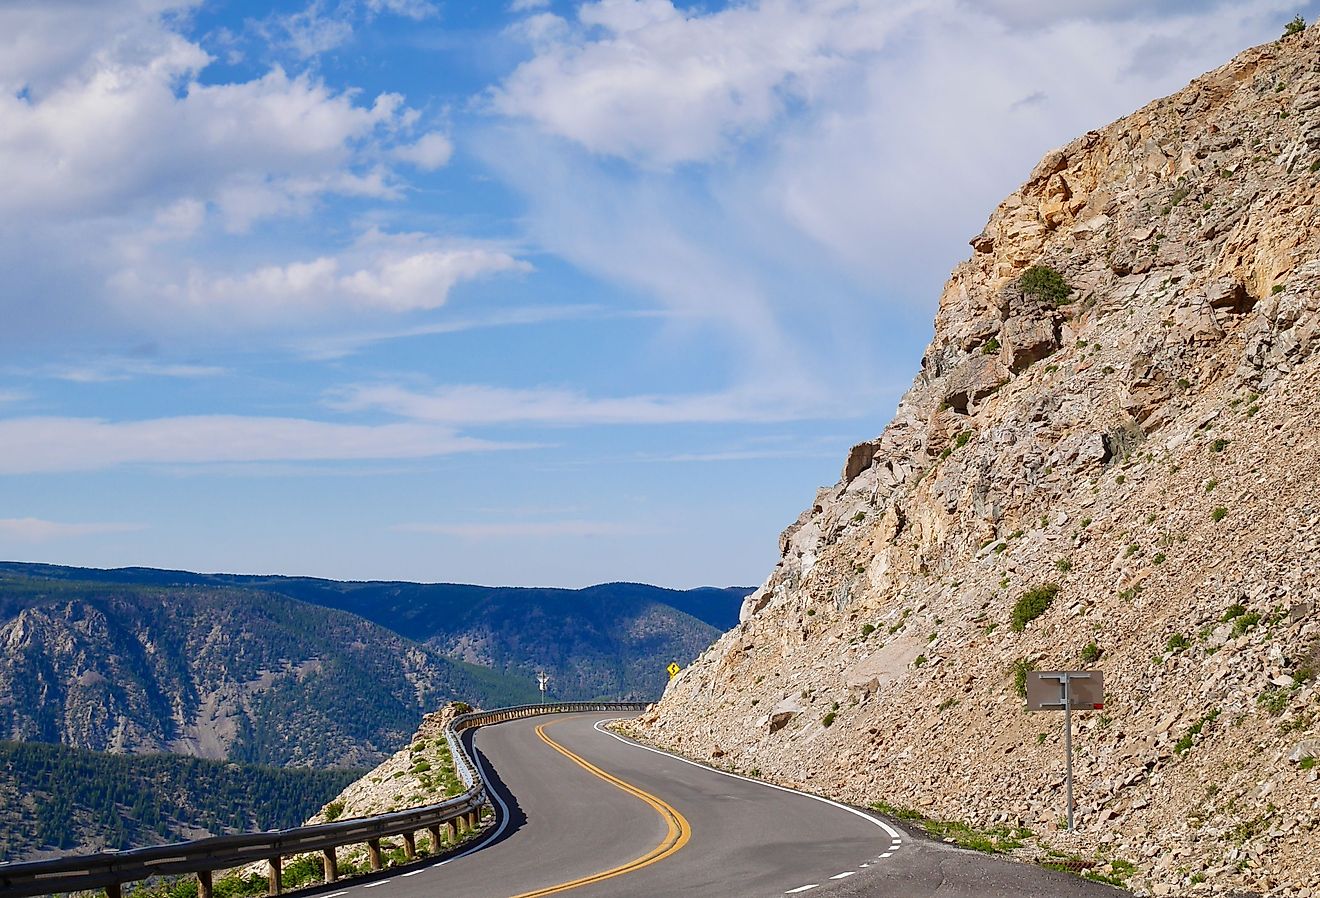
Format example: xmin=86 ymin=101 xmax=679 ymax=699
xmin=0 ymin=572 xmax=537 ymax=768
xmin=0 ymin=562 xmax=750 ymax=703
xmin=0 ymin=740 xmax=360 ymax=862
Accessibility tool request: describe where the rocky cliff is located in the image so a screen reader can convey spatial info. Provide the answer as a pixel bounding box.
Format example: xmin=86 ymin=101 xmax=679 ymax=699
xmin=631 ymin=25 xmax=1320 ymax=898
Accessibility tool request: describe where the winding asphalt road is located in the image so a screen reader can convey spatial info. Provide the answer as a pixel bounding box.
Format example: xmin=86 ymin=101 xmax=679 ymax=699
xmin=308 ymin=712 xmax=1127 ymax=897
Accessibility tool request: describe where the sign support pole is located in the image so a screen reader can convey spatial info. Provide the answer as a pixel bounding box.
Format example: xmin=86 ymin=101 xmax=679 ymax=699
xmin=1026 ymin=669 xmax=1101 ymax=835
xmin=1063 ymin=676 xmax=1074 ymax=833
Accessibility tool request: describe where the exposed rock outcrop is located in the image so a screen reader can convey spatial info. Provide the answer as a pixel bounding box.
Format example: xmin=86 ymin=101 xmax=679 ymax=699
xmin=631 ymin=25 xmax=1320 ymax=898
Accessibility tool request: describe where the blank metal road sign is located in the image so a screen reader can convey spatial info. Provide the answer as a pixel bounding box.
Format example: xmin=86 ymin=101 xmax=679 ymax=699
xmin=1026 ymin=669 xmax=1104 ymax=833
xmin=1027 ymin=670 xmax=1105 ymax=710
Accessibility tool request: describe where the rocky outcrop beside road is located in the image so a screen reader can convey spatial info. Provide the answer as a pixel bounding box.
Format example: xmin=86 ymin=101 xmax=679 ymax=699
xmin=633 ymin=24 xmax=1320 ymax=898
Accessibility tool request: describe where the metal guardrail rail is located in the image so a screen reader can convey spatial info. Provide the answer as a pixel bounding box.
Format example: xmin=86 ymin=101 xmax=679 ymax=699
xmin=0 ymin=701 xmax=649 ymax=898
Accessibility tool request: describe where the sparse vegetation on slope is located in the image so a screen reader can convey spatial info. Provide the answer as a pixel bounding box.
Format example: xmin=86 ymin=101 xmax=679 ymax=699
xmin=632 ymin=22 xmax=1320 ymax=898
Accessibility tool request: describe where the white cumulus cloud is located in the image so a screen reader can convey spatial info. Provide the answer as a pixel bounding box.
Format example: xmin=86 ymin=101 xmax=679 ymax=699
xmin=0 ymin=0 xmax=493 ymax=346
xmin=109 ymin=229 xmax=531 ymax=325
xmin=392 ymin=131 xmax=455 ymax=170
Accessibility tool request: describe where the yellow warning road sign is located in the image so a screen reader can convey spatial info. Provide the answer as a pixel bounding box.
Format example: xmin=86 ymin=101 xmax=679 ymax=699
xmin=666 ymin=662 xmax=681 ymax=679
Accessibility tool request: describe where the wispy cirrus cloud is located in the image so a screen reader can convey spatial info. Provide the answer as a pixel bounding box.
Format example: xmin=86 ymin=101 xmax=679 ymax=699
xmin=290 ymin=303 xmax=614 ymax=360
xmin=644 ymin=447 xmax=840 ymax=463
xmin=328 ymin=381 xmax=850 ymax=426
xmin=249 ymin=0 xmax=440 ymax=62
xmin=0 ymin=517 xmax=149 ymax=542
xmin=17 ymin=359 xmax=227 ymax=384
xmin=392 ymin=520 xmax=650 ymax=539
xmin=0 ymin=416 xmax=526 ymax=474
xmin=488 ymin=0 xmax=1300 ymax=358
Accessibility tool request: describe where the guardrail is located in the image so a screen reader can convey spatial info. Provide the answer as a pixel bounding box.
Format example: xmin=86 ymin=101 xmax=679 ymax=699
xmin=0 ymin=701 xmax=649 ymax=898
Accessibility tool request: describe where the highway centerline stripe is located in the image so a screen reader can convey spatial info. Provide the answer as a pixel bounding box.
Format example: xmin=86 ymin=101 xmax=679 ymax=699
xmin=503 ymin=720 xmax=693 ymax=898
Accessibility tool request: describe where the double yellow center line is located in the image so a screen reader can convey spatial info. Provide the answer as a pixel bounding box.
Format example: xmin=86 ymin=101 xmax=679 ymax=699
xmin=506 ymin=721 xmax=692 ymax=897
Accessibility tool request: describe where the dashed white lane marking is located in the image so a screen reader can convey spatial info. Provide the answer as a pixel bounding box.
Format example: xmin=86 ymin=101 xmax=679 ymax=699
xmin=363 ymin=880 xmax=388 ymax=887
xmin=401 ymin=869 xmax=424 ymax=877
xmin=829 ymin=871 xmax=856 ymax=880
xmin=325 ymin=891 xmax=349 ymax=897
xmin=595 ymin=718 xmax=909 ymax=897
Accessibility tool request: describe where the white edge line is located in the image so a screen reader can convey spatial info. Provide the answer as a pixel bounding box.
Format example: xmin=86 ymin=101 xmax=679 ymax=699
xmin=593 ymin=719 xmax=904 ymax=842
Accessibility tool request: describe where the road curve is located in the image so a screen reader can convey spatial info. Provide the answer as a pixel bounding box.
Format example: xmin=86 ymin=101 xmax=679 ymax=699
xmin=312 ymin=711 xmax=1128 ymax=897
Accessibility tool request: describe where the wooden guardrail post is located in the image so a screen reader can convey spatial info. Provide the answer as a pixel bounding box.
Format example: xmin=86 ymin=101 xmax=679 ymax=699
xmin=445 ymin=818 xmax=458 ymax=842
xmin=427 ymin=824 xmax=443 ymax=851
xmin=322 ymin=848 xmax=338 ymax=883
xmin=367 ymin=838 xmax=383 ymax=871
xmin=402 ymin=832 xmax=416 ymax=860
xmin=197 ymin=869 xmax=213 ymax=898
xmin=267 ymin=856 xmax=282 ymax=896
xmin=105 ymin=883 xmax=122 ymax=898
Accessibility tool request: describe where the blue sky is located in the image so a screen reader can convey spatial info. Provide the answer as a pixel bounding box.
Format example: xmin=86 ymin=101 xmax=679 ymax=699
xmin=0 ymin=0 xmax=1311 ymax=587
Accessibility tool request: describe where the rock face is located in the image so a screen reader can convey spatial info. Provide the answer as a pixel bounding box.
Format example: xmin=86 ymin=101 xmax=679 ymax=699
xmin=632 ymin=26 xmax=1320 ymax=898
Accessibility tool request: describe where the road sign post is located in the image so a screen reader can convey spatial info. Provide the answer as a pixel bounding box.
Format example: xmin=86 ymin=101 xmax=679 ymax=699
xmin=1026 ymin=670 xmax=1104 ymax=832
xmin=537 ymin=671 xmax=549 ymax=704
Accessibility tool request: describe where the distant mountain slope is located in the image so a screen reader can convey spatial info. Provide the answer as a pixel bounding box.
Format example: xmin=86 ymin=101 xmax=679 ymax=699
xmin=0 ymin=563 xmax=751 ymax=701
xmin=0 ymin=740 xmax=360 ymax=862
xmin=0 ymin=572 xmax=538 ymax=768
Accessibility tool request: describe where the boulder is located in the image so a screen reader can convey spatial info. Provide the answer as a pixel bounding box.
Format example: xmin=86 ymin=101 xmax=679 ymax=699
xmin=1000 ymin=315 xmax=1059 ymax=372
xmin=942 ymin=355 xmax=1010 ymax=413
xmin=1206 ymin=277 xmax=1254 ymax=313
xmin=842 ymin=440 xmax=878 ymax=485
xmin=768 ymin=697 xmax=806 ymax=734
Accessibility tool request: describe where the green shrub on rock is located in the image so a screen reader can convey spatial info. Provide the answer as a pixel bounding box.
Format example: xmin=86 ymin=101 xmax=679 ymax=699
xmin=1019 ymin=265 xmax=1073 ymax=305
xmin=1011 ymin=583 xmax=1059 ymax=631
